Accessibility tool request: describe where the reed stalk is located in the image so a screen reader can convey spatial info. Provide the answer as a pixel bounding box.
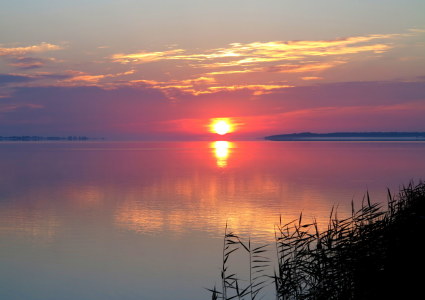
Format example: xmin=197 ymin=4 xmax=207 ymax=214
xmin=209 ymin=181 xmax=425 ymax=300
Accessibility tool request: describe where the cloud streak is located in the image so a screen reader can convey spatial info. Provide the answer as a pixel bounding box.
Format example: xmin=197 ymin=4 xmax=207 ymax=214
xmin=105 ymin=32 xmax=419 ymax=96
xmin=111 ymin=33 xmax=403 ymax=67
xmin=0 ymin=74 xmax=33 ymax=85
xmin=7 ymin=57 xmax=47 ymax=69
xmin=1 ymin=31 xmax=423 ymax=101
xmin=0 ymin=43 xmax=63 ymax=56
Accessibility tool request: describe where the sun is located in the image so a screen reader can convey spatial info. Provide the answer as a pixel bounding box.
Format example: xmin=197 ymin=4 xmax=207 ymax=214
xmin=214 ymin=120 xmax=230 ymax=135
xmin=210 ymin=118 xmax=233 ymax=135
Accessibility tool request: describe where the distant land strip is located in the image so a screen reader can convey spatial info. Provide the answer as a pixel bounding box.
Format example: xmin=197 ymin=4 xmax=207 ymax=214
xmin=0 ymin=136 xmax=104 ymax=141
xmin=265 ymin=132 xmax=425 ymax=141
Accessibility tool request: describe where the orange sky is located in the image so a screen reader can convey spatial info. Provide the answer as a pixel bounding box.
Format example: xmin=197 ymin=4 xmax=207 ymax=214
xmin=1 ymin=1 xmax=425 ymax=139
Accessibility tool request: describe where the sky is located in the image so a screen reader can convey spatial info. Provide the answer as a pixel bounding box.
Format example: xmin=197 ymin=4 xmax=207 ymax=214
xmin=1 ymin=0 xmax=425 ymax=140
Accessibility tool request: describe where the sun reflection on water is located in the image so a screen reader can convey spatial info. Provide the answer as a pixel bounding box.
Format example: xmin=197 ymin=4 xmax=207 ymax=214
xmin=4 ymin=141 xmax=418 ymax=244
xmin=211 ymin=141 xmax=234 ymax=168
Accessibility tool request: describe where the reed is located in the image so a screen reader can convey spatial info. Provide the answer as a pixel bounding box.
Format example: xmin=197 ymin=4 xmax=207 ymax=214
xmin=209 ymin=181 xmax=425 ymax=299
xmin=207 ymin=223 xmax=272 ymax=300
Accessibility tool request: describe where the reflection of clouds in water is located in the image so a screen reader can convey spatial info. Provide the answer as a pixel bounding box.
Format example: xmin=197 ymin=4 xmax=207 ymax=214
xmin=2 ymin=141 xmax=420 ymax=244
xmin=115 ymin=205 xmax=164 ymax=234
xmin=0 ymin=207 xmax=60 ymax=243
xmin=0 ymin=185 xmax=105 ymax=244
xmin=112 ymin=172 xmax=347 ymax=241
xmin=1 ymin=141 xmax=424 ymax=300
xmin=62 ymin=185 xmax=104 ymax=207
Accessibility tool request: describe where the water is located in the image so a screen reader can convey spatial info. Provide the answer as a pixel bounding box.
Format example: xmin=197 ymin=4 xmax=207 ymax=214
xmin=0 ymin=141 xmax=424 ymax=299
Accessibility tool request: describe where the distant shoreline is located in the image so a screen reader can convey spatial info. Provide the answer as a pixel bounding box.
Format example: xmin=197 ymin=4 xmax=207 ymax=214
xmin=264 ymin=132 xmax=425 ymax=141
xmin=0 ymin=136 xmax=104 ymax=141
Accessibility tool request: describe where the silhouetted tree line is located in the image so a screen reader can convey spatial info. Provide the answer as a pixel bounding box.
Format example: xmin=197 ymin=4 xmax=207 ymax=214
xmin=0 ymin=136 xmax=103 ymax=141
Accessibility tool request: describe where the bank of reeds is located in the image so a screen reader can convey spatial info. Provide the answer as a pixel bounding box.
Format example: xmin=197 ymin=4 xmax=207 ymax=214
xmin=209 ymin=181 xmax=425 ymax=300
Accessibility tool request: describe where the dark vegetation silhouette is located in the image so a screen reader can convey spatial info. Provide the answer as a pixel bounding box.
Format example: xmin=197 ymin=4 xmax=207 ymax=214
xmin=209 ymin=181 xmax=425 ymax=299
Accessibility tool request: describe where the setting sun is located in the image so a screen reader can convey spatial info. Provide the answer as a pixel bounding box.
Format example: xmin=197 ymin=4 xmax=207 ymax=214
xmin=210 ymin=118 xmax=234 ymax=135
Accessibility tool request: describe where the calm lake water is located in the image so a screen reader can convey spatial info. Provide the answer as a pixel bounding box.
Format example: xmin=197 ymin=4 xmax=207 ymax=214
xmin=1 ymin=141 xmax=424 ymax=300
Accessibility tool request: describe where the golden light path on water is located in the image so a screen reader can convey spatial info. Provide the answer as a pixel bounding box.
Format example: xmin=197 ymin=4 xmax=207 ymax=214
xmin=212 ymin=141 xmax=233 ymax=168
xmin=112 ymin=141 xmax=357 ymax=241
